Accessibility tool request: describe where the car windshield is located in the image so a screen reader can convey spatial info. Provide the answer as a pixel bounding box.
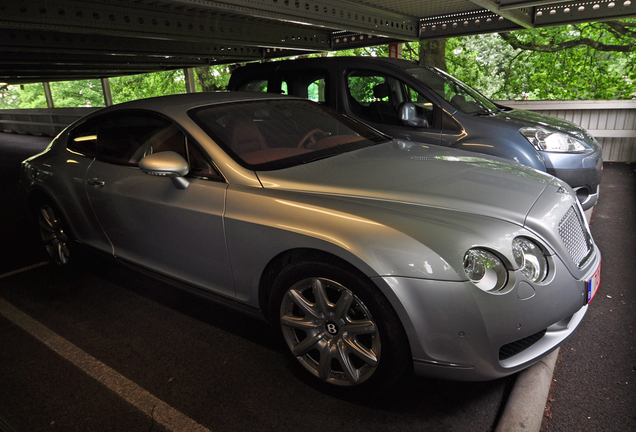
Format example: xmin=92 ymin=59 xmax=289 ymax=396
xmin=189 ymin=99 xmax=389 ymax=171
xmin=406 ymin=66 xmax=499 ymax=115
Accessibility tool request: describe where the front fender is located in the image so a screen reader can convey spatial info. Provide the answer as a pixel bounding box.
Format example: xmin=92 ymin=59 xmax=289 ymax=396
xmin=451 ymin=137 xmax=546 ymax=172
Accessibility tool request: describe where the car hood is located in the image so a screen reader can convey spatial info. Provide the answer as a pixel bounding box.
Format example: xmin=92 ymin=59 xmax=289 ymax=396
xmin=491 ymin=108 xmax=593 ymax=140
xmin=256 ymin=141 xmax=557 ymax=225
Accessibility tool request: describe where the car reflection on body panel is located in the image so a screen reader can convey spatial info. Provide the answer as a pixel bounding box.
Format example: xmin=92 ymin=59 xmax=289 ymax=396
xmin=21 ymin=92 xmax=601 ymax=396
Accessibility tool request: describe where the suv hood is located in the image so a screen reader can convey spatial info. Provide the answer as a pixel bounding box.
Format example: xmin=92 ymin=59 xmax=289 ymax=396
xmin=491 ymin=108 xmax=594 ymax=141
xmin=256 ymin=141 xmax=558 ymax=225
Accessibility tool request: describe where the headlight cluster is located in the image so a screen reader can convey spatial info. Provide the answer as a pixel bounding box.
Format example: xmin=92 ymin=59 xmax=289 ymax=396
xmin=463 ymin=238 xmax=548 ymax=293
xmin=512 ymin=238 xmax=548 ymax=283
xmin=463 ymin=249 xmax=508 ymax=292
xmin=520 ymin=127 xmax=587 ymax=153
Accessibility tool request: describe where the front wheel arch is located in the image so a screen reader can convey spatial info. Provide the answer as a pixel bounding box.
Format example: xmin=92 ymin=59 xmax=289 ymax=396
xmin=258 ymin=249 xmax=373 ymax=321
xmin=266 ymin=256 xmax=412 ymax=396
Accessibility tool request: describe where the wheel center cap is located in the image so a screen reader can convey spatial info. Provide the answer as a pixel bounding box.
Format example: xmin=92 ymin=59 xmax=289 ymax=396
xmin=325 ymin=320 xmax=339 ymax=336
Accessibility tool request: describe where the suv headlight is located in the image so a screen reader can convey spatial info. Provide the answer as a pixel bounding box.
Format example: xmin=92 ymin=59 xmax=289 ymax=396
xmin=512 ymin=238 xmax=548 ymax=282
xmin=520 ymin=127 xmax=587 ymax=153
xmin=463 ymin=249 xmax=508 ymax=292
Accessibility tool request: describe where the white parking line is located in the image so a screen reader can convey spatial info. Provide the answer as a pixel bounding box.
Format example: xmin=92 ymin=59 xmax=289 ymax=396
xmin=0 ymin=297 xmax=211 ymax=432
xmin=0 ymin=261 xmax=48 ymax=280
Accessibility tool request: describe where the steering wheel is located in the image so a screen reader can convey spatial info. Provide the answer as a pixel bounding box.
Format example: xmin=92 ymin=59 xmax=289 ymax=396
xmin=297 ymin=128 xmax=327 ymax=148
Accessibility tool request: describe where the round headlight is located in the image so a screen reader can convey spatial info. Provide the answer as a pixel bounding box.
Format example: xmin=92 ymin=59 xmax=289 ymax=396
xmin=512 ymin=238 xmax=548 ymax=282
xmin=463 ymin=249 xmax=508 ymax=292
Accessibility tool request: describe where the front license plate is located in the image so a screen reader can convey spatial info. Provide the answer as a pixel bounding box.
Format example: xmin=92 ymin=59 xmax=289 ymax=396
xmin=587 ymin=261 xmax=601 ymax=303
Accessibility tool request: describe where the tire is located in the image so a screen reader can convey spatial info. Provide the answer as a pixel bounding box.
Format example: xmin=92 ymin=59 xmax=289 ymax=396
xmin=37 ymin=202 xmax=76 ymax=268
xmin=269 ymin=260 xmax=411 ymax=397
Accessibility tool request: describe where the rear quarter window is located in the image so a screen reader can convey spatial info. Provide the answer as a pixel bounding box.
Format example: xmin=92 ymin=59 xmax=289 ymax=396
xmin=67 ymin=117 xmax=99 ymax=157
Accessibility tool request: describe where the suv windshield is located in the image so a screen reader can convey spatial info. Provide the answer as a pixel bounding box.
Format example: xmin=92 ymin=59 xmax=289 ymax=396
xmin=406 ymin=66 xmax=499 ymax=115
xmin=189 ymin=99 xmax=389 ymax=171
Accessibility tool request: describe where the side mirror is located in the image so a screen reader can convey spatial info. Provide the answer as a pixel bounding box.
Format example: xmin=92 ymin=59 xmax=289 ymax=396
xmin=139 ymin=151 xmax=190 ymax=190
xmin=399 ymin=102 xmax=429 ymax=128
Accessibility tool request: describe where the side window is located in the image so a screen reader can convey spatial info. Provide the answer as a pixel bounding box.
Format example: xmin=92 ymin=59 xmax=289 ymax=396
xmin=307 ymin=79 xmax=326 ymax=102
xmin=239 ymin=78 xmax=268 ymax=93
xmin=187 ymin=142 xmax=220 ymax=179
xmin=97 ymin=112 xmax=186 ymax=165
xmin=68 ymin=117 xmax=99 ymax=157
xmin=445 ymin=82 xmax=481 ymax=113
xmin=405 ymin=85 xmax=435 ymax=128
xmin=347 ymin=71 xmax=434 ymax=128
xmin=279 ymin=70 xmax=329 ymax=103
xmin=347 ymin=73 xmax=402 ymax=125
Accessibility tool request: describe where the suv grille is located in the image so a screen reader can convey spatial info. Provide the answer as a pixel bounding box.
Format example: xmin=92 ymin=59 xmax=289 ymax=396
xmin=558 ymin=206 xmax=593 ymax=267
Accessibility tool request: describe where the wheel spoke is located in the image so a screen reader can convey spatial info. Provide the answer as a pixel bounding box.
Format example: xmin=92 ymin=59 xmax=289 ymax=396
xmin=311 ymin=278 xmax=331 ymax=316
xmin=317 ymin=340 xmax=334 ymax=381
xmin=39 ymin=218 xmax=55 ymax=233
xmin=59 ymin=242 xmax=70 ymax=264
xmin=287 ymin=289 xmax=320 ymax=319
xmin=292 ymin=333 xmax=324 ymax=357
xmin=336 ymin=340 xmax=361 ymax=384
xmin=281 ymin=314 xmax=320 ymax=330
xmin=343 ymin=336 xmax=378 ymax=367
xmin=342 ymin=319 xmax=376 ymax=336
xmin=333 ymin=290 xmax=353 ymax=321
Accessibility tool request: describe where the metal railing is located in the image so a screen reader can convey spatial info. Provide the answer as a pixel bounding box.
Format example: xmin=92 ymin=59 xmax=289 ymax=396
xmin=1 ymin=100 xmax=634 ymax=161
xmin=0 ymin=107 xmax=98 ymax=137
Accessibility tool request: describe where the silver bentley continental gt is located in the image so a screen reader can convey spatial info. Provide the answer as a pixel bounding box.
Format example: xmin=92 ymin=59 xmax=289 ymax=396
xmin=21 ymin=92 xmax=601 ymax=396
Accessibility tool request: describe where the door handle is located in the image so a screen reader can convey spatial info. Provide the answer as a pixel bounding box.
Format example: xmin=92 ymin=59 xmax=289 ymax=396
xmin=87 ymin=178 xmax=106 ymax=188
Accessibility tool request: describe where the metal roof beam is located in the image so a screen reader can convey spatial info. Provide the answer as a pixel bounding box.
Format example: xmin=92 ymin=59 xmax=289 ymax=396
xmin=533 ymin=0 xmax=636 ymax=26
xmin=143 ymin=0 xmax=420 ymax=40
xmin=419 ymin=9 xmax=523 ymax=40
xmin=468 ymin=0 xmax=535 ymax=28
xmin=0 ymin=1 xmax=333 ymax=50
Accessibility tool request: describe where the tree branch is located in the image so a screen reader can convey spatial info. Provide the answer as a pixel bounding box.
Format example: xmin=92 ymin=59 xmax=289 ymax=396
xmin=499 ymin=31 xmax=634 ymax=53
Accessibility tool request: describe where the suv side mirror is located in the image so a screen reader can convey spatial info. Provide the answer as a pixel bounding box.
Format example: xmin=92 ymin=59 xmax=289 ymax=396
xmin=139 ymin=151 xmax=190 ymax=190
xmin=399 ymin=102 xmax=429 ymax=128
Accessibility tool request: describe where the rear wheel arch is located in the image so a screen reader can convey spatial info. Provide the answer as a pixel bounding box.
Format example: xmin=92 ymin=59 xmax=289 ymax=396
xmin=28 ymin=190 xmax=80 ymax=268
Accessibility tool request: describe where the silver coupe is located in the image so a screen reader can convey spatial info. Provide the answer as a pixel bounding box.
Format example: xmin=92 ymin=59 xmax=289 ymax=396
xmin=21 ymin=92 xmax=601 ymax=396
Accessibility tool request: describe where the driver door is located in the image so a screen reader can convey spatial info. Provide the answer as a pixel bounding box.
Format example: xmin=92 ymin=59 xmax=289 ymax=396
xmin=85 ymin=110 xmax=235 ymax=297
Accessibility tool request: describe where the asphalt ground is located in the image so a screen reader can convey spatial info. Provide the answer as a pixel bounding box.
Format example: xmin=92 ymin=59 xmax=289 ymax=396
xmin=0 ymin=132 xmax=633 ymax=431
xmin=540 ymin=163 xmax=636 ymax=432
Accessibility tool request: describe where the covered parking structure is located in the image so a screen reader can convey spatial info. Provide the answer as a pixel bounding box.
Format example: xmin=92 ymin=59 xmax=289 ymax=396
xmin=0 ymin=2 xmax=635 ymax=432
xmin=1 ymin=0 xmax=635 ymax=162
xmin=1 ymin=0 xmax=635 ymax=85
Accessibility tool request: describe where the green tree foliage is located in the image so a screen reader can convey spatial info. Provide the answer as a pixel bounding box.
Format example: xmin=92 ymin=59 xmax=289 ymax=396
xmin=447 ymin=20 xmax=636 ymax=100
xmin=194 ymin=65 xmax=231 ymax=92
xmin=51 ymin=79 xmax=105 ymax=107
xmin=110 ymin=70 xmax=186 ymax=104
xmin=0 ymin=83 xmax=49 ymax=108
xmin=2 ymin=21 xmax=633 ymax=107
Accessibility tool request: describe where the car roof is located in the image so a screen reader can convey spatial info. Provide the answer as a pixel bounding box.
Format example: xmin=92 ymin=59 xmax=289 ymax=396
xmin=233 ymin=56 xmax=422 ymax=73
xmin=92 ymin=91 xmax=300 ymax=116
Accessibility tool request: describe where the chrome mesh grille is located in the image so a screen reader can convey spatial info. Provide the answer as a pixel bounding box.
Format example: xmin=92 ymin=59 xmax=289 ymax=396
xmin=558 ymin=206 xmax=593 ymax=267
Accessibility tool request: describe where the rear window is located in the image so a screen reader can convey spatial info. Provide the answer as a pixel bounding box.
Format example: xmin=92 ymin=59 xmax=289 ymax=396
xmin=189 ymin=99 xmax=388 ymax=171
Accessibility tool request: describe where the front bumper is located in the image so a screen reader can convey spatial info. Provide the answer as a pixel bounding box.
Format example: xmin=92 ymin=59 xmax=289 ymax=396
xmin=379 ymin=249 xmax=600 ymax=381
xmin=542 ymin=151 xmax=603 ymax=210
